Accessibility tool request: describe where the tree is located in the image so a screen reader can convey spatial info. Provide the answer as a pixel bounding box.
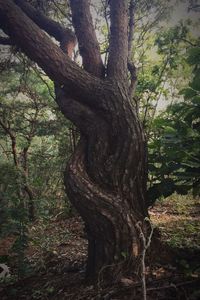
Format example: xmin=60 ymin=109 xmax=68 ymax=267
xmin=0 ymin=0 xmax=149 ymax=282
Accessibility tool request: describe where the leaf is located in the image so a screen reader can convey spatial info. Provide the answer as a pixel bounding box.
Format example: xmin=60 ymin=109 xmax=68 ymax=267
xmin=148 ymin=179 xmax=176 ymax=205
xmin=190 ymin=75 xmax=200 ymax=91
xmin=179 ymin=87 xmax=197 ymax=99
xmin=191 ymin=96 xmax=200 ymax=105
xmin=182 ymin=160 xmax=200 ymax=168
xmin=163 ymin=126 xmax=177 ymax=134
xmin=187 ymin=47 xmax=200 ymax=65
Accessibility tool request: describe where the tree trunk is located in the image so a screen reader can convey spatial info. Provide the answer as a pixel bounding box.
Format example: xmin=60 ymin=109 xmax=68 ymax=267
xmin=0 ymin=0 xmax=150 ymax=283
xmin=64 ymin=81 xmax=148 ymax=281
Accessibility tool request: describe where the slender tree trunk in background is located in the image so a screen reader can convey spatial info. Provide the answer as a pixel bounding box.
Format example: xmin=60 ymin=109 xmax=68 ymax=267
xmin=0 ymin=0 xmax=151 ymax=282
xmin=24 ymin=185 xmax=35 ymax=221
xmin=22 ymin=146 xmax=35 ymax=221
xmin=0 ymin=118 xmax=35 ymax=221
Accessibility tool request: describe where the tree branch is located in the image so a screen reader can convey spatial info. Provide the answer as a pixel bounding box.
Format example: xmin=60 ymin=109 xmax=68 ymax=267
xmin=128 ymin=61 xmax=137 ymax=96
xmin=14 ymin=0 xmax=76 ymax=48
xmin=127 ymin=0 xmax=138 ymax=96
xmin=0 ymin=0 xmax=103 ymax=107
xmin=55 ymin=88 xmax=104 ymax=135
xmin=107 ymin=0 xmax=129 ymax=81
xmin=128 ymin=0 xmax=135 ymax=60
xmin=69 ymin=0 xmax=104 ymax=77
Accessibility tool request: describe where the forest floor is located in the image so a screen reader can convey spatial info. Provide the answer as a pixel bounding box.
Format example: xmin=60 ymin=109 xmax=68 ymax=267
xmin=0 ymin=194 xmax=200 ymax=299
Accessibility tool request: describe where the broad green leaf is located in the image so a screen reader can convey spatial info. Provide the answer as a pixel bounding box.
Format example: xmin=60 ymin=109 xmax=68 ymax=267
xmin=179 ymin=88 xmax=197 ymax=99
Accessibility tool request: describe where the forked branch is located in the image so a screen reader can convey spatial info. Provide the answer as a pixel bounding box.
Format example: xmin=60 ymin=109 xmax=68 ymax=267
xmin=69 ymin=0 xmax=104 ymax=77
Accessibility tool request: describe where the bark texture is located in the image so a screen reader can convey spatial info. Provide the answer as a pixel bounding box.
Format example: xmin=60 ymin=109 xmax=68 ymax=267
xmin=0 ymin=0 xmax=149 ymax=282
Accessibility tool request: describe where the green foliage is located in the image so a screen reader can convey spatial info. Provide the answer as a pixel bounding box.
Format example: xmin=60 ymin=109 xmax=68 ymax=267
xmin=0 ymin=55 xmax=76 ymax=279
xmin=0 ymin=57 xmax=74 ymax=234
xmin=134 ymin=20 xmax=194 ymax=131
xmin=187 ymin=47 xmax=200 ymax=65
xmin=148 ymin=44 xmax=200 ymax=204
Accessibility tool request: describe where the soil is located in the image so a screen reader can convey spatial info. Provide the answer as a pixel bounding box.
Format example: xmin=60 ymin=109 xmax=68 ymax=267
xmin=0 ymin=196 xmax=200 ymax=299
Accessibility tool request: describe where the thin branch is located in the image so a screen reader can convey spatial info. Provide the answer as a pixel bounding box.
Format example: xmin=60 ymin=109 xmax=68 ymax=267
xmin=107 ymin=0 xmax=129 ymax=80
xmin=0 ymin=142 xmax=10 ymax=160
xmin=0 ymin=118 xmax=18 ymax=167
xmin=32 ymin=67 xmax=55 ymax=100
xmin=69 ymin=0 xmax=104 ymax=77
xmin=181 ymin=38 xmax=197 ymax=47
xmin=52 ymin=0 xmax=72 ymax=22
xmin=128 ymin=61 xmax=137 ymax=96
xmin=135 ymin=7 xmax=166 ymax=50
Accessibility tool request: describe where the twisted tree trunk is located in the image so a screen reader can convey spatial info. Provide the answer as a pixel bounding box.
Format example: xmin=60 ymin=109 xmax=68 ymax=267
xmin=0 ymin=0 xmax=150 ymax=282
xmin=65 ymin=84 xmax=148 ymax=280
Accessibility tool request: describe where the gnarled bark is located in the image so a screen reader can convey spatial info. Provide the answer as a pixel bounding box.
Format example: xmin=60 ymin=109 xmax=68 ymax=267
xmin=0 ymin=0 xmax=150 ymax=282
xmin=65 ymin=83 xmax=148 ymax=280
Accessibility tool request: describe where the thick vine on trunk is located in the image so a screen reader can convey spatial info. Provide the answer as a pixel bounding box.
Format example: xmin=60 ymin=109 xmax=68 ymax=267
xmin=0 ymin=0 xmax=150 ymax=282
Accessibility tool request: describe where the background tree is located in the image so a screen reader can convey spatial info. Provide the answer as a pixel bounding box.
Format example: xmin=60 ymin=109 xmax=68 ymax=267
xmin=0 ymin=53 xmax=73 ymax=234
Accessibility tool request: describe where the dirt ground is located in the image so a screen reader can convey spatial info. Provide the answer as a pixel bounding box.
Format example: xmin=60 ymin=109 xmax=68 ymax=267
xmin=0 ymin=195 xmax=200 ymax=299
